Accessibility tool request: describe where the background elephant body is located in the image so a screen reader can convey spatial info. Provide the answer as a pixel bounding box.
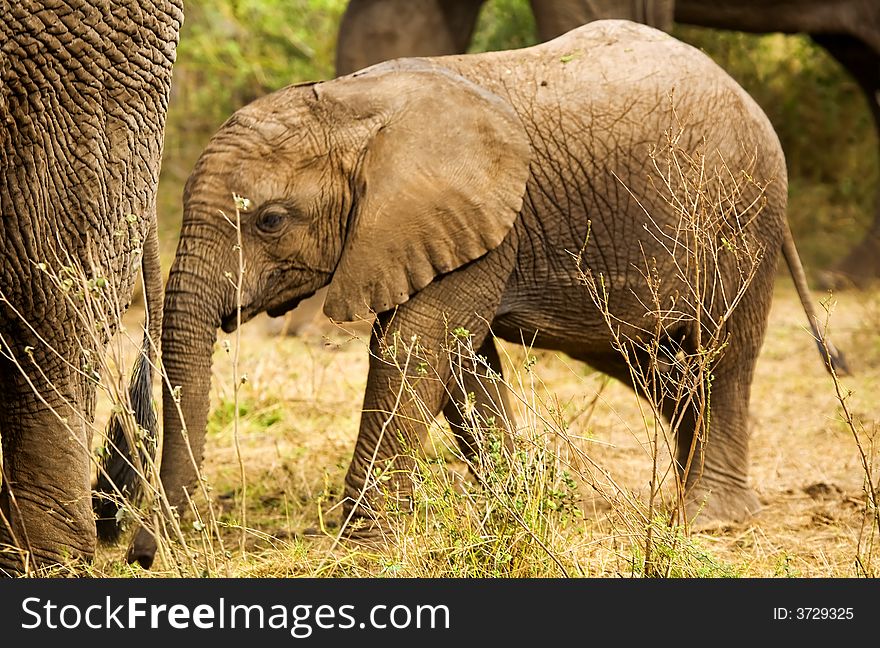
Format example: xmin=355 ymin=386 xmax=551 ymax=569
xmin=335 ymin=0 xmax=675 ymax=75
xmin=0 ymin=1 xmax=181 ymax=574
xmin=136 ymin=21 xmax=790 ymax=565
xmin=335 ymin=0 xmax=880 ymax=287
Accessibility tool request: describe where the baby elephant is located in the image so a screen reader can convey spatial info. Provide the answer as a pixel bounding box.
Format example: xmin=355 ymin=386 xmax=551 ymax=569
xmin=128 ymin=20 xmax=841 ymax=566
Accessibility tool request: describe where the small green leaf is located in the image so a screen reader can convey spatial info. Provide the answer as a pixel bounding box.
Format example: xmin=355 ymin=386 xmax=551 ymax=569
xmin=452 ymin=326 xmax=471 ymax=339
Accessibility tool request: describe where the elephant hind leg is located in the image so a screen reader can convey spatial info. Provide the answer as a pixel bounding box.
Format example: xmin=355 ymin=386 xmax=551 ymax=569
xmin=663 ymin=372 xmax=761 ymax=529
xmin=663 ymin=287 xmax=778 ymax=528
xmin=442 ymin=335 xmax=516 ymax=472
xmin=584 ymin=313 xmax=766 ymax=528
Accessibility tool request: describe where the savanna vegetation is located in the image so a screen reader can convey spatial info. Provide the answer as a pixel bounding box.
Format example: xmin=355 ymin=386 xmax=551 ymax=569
xmin=78 ymin=0 xmax=880 ymax=577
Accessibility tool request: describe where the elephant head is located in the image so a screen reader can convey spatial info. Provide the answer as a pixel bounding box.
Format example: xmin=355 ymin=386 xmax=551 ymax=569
xmin=129 ymin=60 xmax=531 ymax=567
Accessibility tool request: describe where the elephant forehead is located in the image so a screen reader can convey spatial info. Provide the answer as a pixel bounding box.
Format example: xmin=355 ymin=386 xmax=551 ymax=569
xmin=188 ymin=138 xmax=330 ymax=211
xmin=226 ymin=103 xmax=325 ymax=158
xmin=192 ymin=100 xmax=345 ymax=209
xmin=216 ymin=156 xmax=332 ymax=213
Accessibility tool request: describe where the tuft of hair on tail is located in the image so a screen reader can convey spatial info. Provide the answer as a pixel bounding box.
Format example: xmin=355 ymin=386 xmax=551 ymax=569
xmin=93 ymin=332 xmax=158 ymax=543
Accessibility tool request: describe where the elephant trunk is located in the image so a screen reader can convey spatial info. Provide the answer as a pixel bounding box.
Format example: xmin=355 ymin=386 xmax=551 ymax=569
xmin=127 ymin=241 xmax=226 ymax=568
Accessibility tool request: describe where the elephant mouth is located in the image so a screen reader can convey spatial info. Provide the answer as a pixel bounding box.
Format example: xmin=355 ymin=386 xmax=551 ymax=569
xmin=220 ymin=305 xmax=259 ymax=333
xmin=266 ymin=290 xmax=317 ymax=318
xmin=219 ymin=291 xmax=318 ymax=333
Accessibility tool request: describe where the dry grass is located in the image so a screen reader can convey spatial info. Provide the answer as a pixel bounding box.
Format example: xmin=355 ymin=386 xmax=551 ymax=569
xmin=79 ymin=277 xmax=879 ymax=578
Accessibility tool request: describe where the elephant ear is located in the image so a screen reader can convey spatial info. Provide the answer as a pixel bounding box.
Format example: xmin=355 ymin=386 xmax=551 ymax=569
xmin=317 ymin=61 xmax=531 ymax=322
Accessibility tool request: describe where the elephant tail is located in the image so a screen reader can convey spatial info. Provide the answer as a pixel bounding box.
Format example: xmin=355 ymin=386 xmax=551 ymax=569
xmin=782 ymin=221 xmax=850 ymax=376
xmin=94 ymin=218 xmax=163 ymax=543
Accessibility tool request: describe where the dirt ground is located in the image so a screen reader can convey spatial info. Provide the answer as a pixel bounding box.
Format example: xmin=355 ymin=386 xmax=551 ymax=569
xmin=95 ymin=278 xmax=879 ymax=577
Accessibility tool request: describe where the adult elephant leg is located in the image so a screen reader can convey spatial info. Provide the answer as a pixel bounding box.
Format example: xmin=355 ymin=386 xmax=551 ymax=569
xmin=335 ymin=0 xmax=485 ymax=76
xmin=0 ymin=356 xmax=94 ymax=574
xmin=442 ymin=335 xmax=516 ymax=468
xmin=341 ymin=245 xmax=513 ymax=537
xmin=530 ymin=0 xmax=674 ymax=41
xmin=811 ymin=34 xmax=880 ymax=288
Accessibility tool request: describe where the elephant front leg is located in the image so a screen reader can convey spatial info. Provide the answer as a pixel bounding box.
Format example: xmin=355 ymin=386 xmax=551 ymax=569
xmin=339 ymin=254 xmax=512 ymax=539
xmin=341 ymin=312 xmax=459 ymax=539
xmin=298 ymin=322 xmax=438 ymax=544
xmin=335 ymin=217 xmax=516 ymax=538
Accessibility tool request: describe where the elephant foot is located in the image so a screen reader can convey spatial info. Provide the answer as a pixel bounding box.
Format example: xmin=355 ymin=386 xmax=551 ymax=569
xmin=683 ymin=481 xmax=761 ymax=531
xmin=338 ymin=480 xmax=414 ymax=544
xmin=0 ymin=542 xmax=95 ymax=577
xmin=338 ymin=512 xmax=397 ymax=549
xmin=340 ymin=531 xmax=389 ymax=552
xmin=0 ymin=488 xmax=97 ymax=575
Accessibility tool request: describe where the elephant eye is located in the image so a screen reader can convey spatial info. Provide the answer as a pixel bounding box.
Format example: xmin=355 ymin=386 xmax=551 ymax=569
xmin=255 ymin=206 xmax=287 ymax=234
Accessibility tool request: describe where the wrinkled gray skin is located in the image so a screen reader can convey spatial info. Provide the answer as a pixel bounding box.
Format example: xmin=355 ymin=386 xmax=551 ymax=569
xmin=0 ymin=1 xmax=181 ymax=575
xmin=129 ymin=21 xmax=802 ymax=567
xmin=335 ymin=0 xmax=880 ymax=289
